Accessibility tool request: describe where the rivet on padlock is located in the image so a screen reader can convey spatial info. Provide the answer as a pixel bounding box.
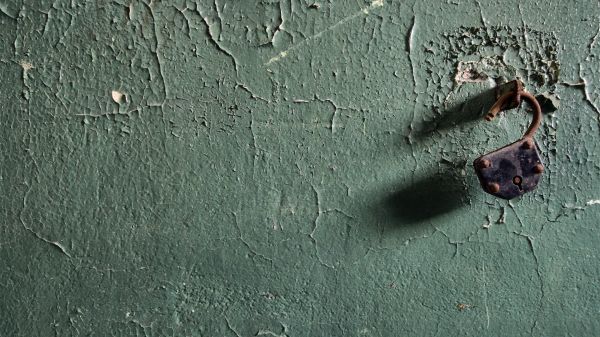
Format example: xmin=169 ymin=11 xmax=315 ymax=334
xmin=473 ymin=81 xmax=545 ymax=200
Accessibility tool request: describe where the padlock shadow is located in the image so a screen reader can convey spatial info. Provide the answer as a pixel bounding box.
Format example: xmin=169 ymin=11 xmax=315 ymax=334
xmin=380 ymin=170 xmax=469 ymax=225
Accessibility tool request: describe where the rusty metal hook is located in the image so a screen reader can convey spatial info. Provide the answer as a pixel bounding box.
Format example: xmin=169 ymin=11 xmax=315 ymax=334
xmin=484 ymin=82 xmax=542 ymax=139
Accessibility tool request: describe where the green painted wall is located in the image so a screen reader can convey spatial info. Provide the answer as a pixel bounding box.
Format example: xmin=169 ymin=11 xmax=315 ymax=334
xmin=2 ymin=0 xmax=600 ymax=335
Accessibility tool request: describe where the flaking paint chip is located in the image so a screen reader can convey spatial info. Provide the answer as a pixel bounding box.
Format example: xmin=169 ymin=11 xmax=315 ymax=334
xmin=111 ymin=90 xmax=125 ymax=104
xmin=20 ymin=60 xmax=33 ymax=71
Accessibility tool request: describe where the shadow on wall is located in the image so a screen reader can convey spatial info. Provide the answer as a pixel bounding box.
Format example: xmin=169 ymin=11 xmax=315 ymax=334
xmin=381 ymin=169 xmax=470 ymax=225
xmin=414 ymin=80 xmax=520 ymax=139
xmin=414 ymin=79 xmax=556 ymax=140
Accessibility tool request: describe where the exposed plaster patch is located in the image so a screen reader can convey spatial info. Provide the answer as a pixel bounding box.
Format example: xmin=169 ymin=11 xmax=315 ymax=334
xmin=371 ymin=0 xmax=384 ymax=8
xmin=586 ymin=200 xmax=600 ymax=206
xmin=454 ymin=60 xmax=495 ymax=84
xmin=19 ymin=60 xmax=33 ymax=72
xmin=19 ymin=60 xmax=33 ymax=101
xmin=456 ymin=302 xmax=474 ymax=311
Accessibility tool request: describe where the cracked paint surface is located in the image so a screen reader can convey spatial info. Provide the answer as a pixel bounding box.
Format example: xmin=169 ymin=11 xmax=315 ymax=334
xmin=2 ymin=0 xmax=600 ymax=336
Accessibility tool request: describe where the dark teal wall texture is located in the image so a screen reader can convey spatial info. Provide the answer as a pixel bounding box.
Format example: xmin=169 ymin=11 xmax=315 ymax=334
xmin=2 ymin=0 xmax=600 ymax=336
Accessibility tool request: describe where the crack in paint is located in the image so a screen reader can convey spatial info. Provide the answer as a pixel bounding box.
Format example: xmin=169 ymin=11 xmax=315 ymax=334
xmin=517 ymin=232 xmax=545 ymax=335
xmin=19 ymin=181 xmax=72 ymax=258
xmin=265 ymin=0 xmax=385 ymax=65
xmin=197 ymin=2 xmax=240 ymax=74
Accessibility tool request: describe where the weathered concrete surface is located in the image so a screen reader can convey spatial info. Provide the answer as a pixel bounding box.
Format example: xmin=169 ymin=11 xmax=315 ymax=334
xmin=2 ymin=0 xmax=600 ymax=335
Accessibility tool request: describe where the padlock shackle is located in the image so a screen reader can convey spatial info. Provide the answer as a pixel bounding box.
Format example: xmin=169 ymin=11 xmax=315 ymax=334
xmin=485 ymin=89 xmax=542 ymax=139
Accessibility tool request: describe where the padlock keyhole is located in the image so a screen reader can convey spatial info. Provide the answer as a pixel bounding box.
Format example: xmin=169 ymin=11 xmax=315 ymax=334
xmin=513 ymin=175 xmax=523 ymax=191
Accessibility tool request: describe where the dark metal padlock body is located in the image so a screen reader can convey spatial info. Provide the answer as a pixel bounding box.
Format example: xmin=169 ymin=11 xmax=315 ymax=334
xmin=473 ymin=137 xmax=544 ymax=200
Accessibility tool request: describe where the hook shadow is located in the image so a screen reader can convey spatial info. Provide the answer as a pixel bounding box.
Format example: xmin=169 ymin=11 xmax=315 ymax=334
xmin=414 ymin=80 xmax=520 ymax=139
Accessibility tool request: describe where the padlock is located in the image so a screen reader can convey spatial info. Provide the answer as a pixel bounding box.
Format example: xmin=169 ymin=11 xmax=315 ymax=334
xmin=473 ymin=83 xmax=544 ymax=200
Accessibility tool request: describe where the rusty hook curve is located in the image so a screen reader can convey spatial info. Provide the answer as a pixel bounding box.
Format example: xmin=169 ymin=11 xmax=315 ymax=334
xmin=485 ymin=88 xmax=542 ymax=139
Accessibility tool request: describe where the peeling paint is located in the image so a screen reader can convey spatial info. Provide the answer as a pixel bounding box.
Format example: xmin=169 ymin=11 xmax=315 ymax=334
xmin=3 ymin=0 xmax=600 ymax=335
xmin=111 ymin=90 xmax=126 ymax=104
